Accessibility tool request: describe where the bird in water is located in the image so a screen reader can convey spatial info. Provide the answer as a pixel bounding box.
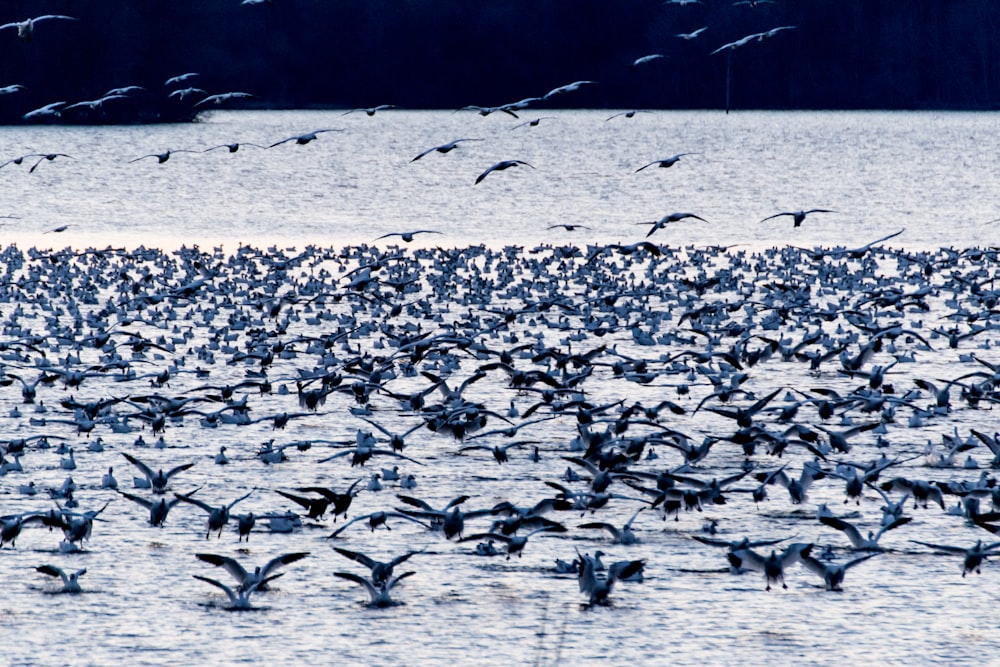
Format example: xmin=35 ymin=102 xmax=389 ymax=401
xmin=334 ymin=570 xmax=415 ymax=607
xmin=195 ymin=552 xmax=310 ymax=590
xmin=35 ymin=564 xmax=86 ymax=593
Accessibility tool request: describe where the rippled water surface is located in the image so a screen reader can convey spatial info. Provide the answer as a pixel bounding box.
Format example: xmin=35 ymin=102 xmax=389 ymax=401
xmin=1 ymin=111 xmax=1000 ymax=667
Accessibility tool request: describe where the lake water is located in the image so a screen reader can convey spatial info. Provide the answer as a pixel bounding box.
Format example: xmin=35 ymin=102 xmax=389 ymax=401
xmin=1 ymin=110 xmax=1000 ymax=667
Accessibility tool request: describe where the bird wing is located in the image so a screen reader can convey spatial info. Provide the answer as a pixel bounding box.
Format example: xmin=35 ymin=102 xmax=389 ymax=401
xmin=261 ymin=552 xmax=310 ymax=577
xmin=192 ymin=575 xmax=238 ymax=604
xmin=121 ymin=452 xmax=154 ymax=479
xmin=333 ymin=547 xmax=377 ymax=569
xmin=333 ymin=571 xmax=377 ymax=598
xmin=760 ymin=212 xmax=791 ymax=223
xmin=175 ymin=492 xmax=213 ymax=513
xmin=165 ymin=462 xmax=195 ymax=479
xmin=36 ymin=564 xmax=67 ymax=581
xmin=117 ymin=490 xmax=153 ymax=510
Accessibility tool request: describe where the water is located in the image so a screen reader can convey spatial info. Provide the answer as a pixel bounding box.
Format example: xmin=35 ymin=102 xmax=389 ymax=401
xmin=1 ymin=110 xmax=999 ymax=667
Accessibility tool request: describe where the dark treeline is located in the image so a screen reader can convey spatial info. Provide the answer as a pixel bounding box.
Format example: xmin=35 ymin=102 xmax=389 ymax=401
xmin=1 ymin=0 xmax=999 ymax=124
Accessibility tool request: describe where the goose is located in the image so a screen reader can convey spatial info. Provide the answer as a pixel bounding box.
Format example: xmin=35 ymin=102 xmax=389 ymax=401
xmin=127 ymin=149 xmax=199 ymax=164
xmin=543 ymin=80 xmax=597 ymax=99
xmin=341 ymin=104 xmax=397 ymax=116
xmin=819 ymin=510 xmax=912 ymax=550
xmin=459 ymin=525 xmax=567 ymax=560
xmin=636 ymin=212 xmax=709 ymax=238
xmin=195 ymin=552 xmax=309 ymax=590
xmin=332 ymin=547 xmax=422 ymax=585
xmin=760 ymin=209 xmax=836 ymax=227
xmin=373 ymin=230 xmax=443 ymax=243
xmin=731 ymin=542 xmax=813 ymax=590
xmin=64 ymin=95 xmax=127 ymax=112
xmin=632 ymin=54 xmax=664 ymax=66
xmin=334 ymin=571 xmax=415 ymax=607
xmin=578 ymin=507 xmax=645 ymax=545
xmin=410 ymin=138 xmax=482 ymax=162
xmin=800 ymin=553 xmax=878 ymax=591
xmin=164 ymin=72 xmax=199 ymax=86
xmin=193 ymin=92 xmax=256 ymax=107
xmin=269 ymin=129 xmax=343 ymax=147
xmin=634 ymin=153 xmax=697 ymax=173
xmin=511 ymin=117 xmax=555 ymax=130
xmin=474 ymin=160 xmax=534 ymax=185
xmin=193 ymin=575 xmax=273 ymax=610
xmin=202 ymin=142 xmax=266 ymax=153
xmin=35 ymin=565 xmax=86 ymax=593
xmin=121 ymin=452 xmax=194 ymax=492
xmin=676 ymin=27 xmax=708 ymax=40
xmin=0 ymin=15 xmax=77 ymax=41
xmin=0 ymin=84 xmax=24 ymax=95
xmin=325 ymin=511 xmax=430 ymax=539
xmin=910 ymin=539 xmax=1000 ymax=577
xmin=174 ymin=489 xmax=255 ymax=539
xmin=117 ymin=488 xmax=195 ymax=527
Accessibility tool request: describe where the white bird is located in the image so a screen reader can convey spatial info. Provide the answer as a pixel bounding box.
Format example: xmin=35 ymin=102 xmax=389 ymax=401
xmin=819 ymin=511 xmax=912 ymax=550
xmin=578 ymin=507 xmax=646 ymax=545
xmin=0 ymin=84 xmax=24 ymax=95
xmin=22 ymin=101 xmax=65 ymax=121
xmin=65 ymin=95 xmax=127 ymax=111
xmin=633 ymin=54 xmax=665 ymax=66
xmin=410 ymin=138 xmax=482 ymax=162
xmin=195 ymin=552 xmax=309 ymax=590
xmin=332 ymin=547 xmax=422 ymax=585
xmin=543 ymin=80 xmax=597 ymax=99
xmin=373 ymin=230 xmax=442 ymax=243
xmin=35 ymin=564 xmax=86 ymax=593
xmin=760 ymin=208 xmax=835 ymax=227
xmin=168 ymin=87 xmax=207 ymax=101
xmin=636 ymin=212 xmax=709 ymax=238
xmin=800 ymin=553 xmax=878 ymax=591
xmin=475 ymin=159 xmax=534 ymax=185
xmin=334 ymin=570 xmax=415 ymax=607
xmin=175 ymin=489 xmax=255 ymax=539
xmin=194 ymin=92 xmax=256 ymax=108
xmin=731 ymin=542 xmax=813 ymax=590
xmin=193 ymin=575 xmax=272 ymax=610
xmin=341 ymin=104 xmax=397 ymax=116
xmin=269 ymin=129 xmax=343 ymax=147
xmin=120 ymin=452 xmax=194 ymax=492
xmin=164 ymin=73 xmax=199 ymax=86
xmin=0 ymin=15 xmax=77 ymax=41
xmin=676 ymin=27 xmax=708 ymax=40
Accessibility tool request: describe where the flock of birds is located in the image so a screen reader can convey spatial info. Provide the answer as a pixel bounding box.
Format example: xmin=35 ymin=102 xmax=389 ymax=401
xmin=0 ymin=231 xmax=999 ymax=617
xmin=0 ymin=0 xmax=799 ymax=125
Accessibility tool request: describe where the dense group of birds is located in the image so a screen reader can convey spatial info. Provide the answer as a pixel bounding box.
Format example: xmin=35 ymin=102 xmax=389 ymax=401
xmin=0 ymin=234 xmax=999 ymax=614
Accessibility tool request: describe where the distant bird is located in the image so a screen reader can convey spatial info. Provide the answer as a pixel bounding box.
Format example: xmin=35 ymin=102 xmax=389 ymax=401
xmin=633 ymin=54 xmax=665 ymax=66
xmin=636 ymin=212 xmax=709 ymax=237
xmin=0 ymin=15 xmax=77 ymax=41
xmin=269 ymin=129 xmax=343 ymax=148
xmin=543 ymin=80 xmax=597 ymax=100
xmin=411 ymin=138 xmax=482 ymax=162
xmin=202 ymin=142 xmax=267 ymax=153
xmin=734 ymin=0 xmax=776 ymax=6
xmin=64 ymin=95 xmax=127 ymax=112
xmin=0 ymin=84 xmax=25 ymax=95
xmin=194 ymin=92 xmax=256 ymax=108
xmin=511 ymin=117 xmax=555 ymax=130
xmin=35 ymin=565 xmax=86 ymax=593
xmin=547 ymin=223 xmax=591 ymax=232
xmin=168 ymin=88 xmax=206 ymax=101
xmin=27 ymin=153 xmax=72 ymax=173
xmin=341 ymin=104 xmax=397 ymax=116
xmin=634 ymin=153 xmax=697 ymax=172
xmin=104 ymin=86 xmax=144 ymax=97
xmin=606 ymin=110 xmax=650 ymax=122
xmin=676 ymin=27 xmax=708 ymax=40
xmin=164 ymin=73 xmax=199 ymax=86
xmin=475 ymin=160 xmax=534 ymax=184
xmin=760 ymin=208 xmax=835 ymax=227
xmin=128 ymin=149 xmax=199 ymax=164
xmin=332 ymin=547 xmax=422 ymax=585
xmin=373 ymin=230 xmax=442 ymax=243
xmin=120 ymin=452 xmax=195 ymax=492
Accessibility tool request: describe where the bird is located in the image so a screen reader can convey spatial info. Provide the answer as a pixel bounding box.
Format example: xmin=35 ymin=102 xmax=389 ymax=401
xmin=120 ymin=452 xmax=194 ymax=493
xmin=676 ymin=27 xmax=708 ymax=40
xmin=800 ymin=553 xmax=878 ymax=591
xmin=819 ymin=510 xmax=912 ymax=551
xmin=193 ymin=92 xmax=256 ymax=108
xmin=64 ymin=95 xmax=127 ymax=112
xmin=202 ymin=142 xmax=267 ymax=153
xmin=910 ymin=539 xmax=1000 ymax=577
xmin=410 ymin=138 xmax=483 ymax=162
xmin=460 ymin=525 xmax=566 ymax=560
xmin=193 ymin=575 xmax=273 ymax=610
xmin=373 ymin=230 xmax=442 ymax=243
xmin=195 ymin=552 xmax=310 ymax=590
xmin=341 ymin=104 xmax=397 ymax=116
xmin=269 ymin=129 xmax=344 ymax=147
xmin=578 ymin=507 xmax=646 ymax=545
xmin=332 ymin=547 xmax=422 ymax=585
xmin=128 ymin=149 xmax=199 ymax=164
xmin=35 ymin=565 xmax=86 ymax=593
xmin=636 ymin=212 xmax=709 ymax=237
xmin=605 ymin=110 xmax=650 ymax=121
xmin=22 ymin=101 xmax=65 ymax=121
xmin=731 ymin=542 xmax=813 ymax=590
xmin=27 ymin=153 xmax=72 ymax=173
xmin=543 ymin=80 xmax=597 ymax=99
xmin=0 ymin=84 xmax=24 ymax=95
xmin=633 ymin=54 xmax=665 ymax=66
xmin=475 ymin=160 xmax=534 ymax=185
xmin=334 ymin=570 xmax=415 ymax=607
xmin=0 ymin=15 xmax=77 ymax=41
xmin=168 ymin=88 xmax=207 ymax=101
xmin=634 ymin=153 xmax=697 ymax=173
xmin=511 ymin=117 xmax=555 ymax=130
xmin=174 ymin=489 xmax=255 ymax=539
xmin=164 ymin=73 xmax=199 ymax=86
xmin=760 ymin=209 xmax=836 ymax=227
xmin=117 ymin=489 xmax=193 ymax=527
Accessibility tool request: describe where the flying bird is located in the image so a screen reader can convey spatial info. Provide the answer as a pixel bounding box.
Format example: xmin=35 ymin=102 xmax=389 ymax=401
xmin=760 ymin=208 xmax=835 ymax=227
xmin=341 ymin=104 xmax=397 ymax=116
xmin=128 ymin=149 xmax=199 ymax=164
xmin=634 ymin=153 xmax=697 ymax=172
xmin=633 ymin=54 xmax=665 ymax=66
xmin=636 ymin=212 xmax=709 ymax=237
xmin=543 ymin=80 xmax=597 ymax=99
xmin=165 ymin=73 xmax=199 ymax=86
xmin=194 ymin=92 xmax=256 ymax=108
xmin=410 ymin=138 xmax=482 ymax=162
xmin=475 ymin=160 xmax=534 ymax=184
xmin=269 ymin=129 xmax=344 ymax=147
xmin=373 ymin=230 xmax=442 ymax=243
xmin=0 ymin=15 xmax=77 ymax=41
xmin=35 ymin=565 xmax=86 ymax=593
xmin=676 ymin=27 xmax=708 ymax=40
